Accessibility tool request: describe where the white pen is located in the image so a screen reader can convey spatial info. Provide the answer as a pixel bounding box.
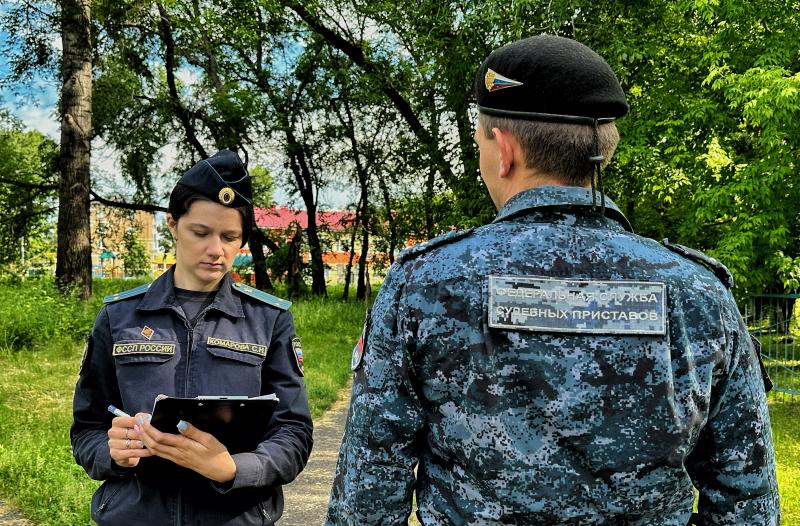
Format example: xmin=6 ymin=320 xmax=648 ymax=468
xmin=107 ymin=404 xmax=131 ymax=418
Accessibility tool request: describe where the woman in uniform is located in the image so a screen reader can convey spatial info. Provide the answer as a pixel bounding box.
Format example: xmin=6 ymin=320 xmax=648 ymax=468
xmin=71 ymin=150 xmax=313 ymax=525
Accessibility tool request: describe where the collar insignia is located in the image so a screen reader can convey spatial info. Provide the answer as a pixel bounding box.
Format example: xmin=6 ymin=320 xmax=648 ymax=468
xmin=485 ymin=68 xmax=523 ymax=92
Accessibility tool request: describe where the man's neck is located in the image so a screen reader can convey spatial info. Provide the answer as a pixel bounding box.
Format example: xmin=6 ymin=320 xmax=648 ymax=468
xmin=495 ymin=172 xmax=585 ymax=209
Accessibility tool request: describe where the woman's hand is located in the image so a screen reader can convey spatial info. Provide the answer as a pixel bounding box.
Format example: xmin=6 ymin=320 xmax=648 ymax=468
xmin=107 ymin=415 xmax=153 ymax=468
xmin=135 ymin=413 xmax=237 ymax=483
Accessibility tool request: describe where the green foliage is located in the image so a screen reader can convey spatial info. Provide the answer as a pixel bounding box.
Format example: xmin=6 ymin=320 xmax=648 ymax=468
xmin=0 ymin=114 xmax=58 ymax=271
xmin=5 ymin=0 xmax=799 ymax=298
xmin=156 ymin=218 xmax=175 ymax=255
xmin=589 ymin=0 xmax=800 ymax=296
xmin=121 ymin=230 xmax=150 ymax=277
xmin=0 ymin=278 xmax=148 ymax=351
xmin=250 ymin=165 xmax=275 ymax=208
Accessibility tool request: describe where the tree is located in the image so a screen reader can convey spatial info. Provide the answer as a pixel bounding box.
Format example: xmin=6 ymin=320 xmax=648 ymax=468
xmin=5 ymin=0 xmax=790 ymax=301
xmin=0 ymin=112 xmax=59 ymax=270
xmin=55 ymin=0 xmax=93 ymax=298
xmin=578 ymin=0 xmax=800 ymax=296
xmin=121 ymin=229 xmax=149 ymax=277
xmin=250 ymin=165 xmax=274 ymax=208
xmin=156 ymin=219 xmax=174 ymax=255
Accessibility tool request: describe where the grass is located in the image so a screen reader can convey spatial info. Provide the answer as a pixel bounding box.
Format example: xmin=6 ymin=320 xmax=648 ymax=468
xmin=770 ymin=397 xmax=800 ymax=525
xmin=0 ymin=279 xmax=368 ymax=525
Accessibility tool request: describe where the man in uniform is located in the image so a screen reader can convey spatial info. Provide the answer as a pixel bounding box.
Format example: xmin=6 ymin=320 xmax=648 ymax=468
xmin=326 ymin=35 xmax=779 ymax=525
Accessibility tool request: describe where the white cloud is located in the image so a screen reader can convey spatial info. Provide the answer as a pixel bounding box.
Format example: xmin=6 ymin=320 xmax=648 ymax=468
xmin=15 ymin=104 xmax=59 ymax=139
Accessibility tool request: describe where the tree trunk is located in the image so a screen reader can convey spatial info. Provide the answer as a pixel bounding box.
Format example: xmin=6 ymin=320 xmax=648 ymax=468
xmin=285 ymin=129 xmax=326 ymax=297
xmin=342 ymin=199 xmax=361 ymax=300
xmin=248 ymin=227 xmax=273 ymax=291
xmin=156 ymin=3 xmax=207 ymax=159
xmin=379 ymin=177 xmax=397 ymax=264
xmin=56 ymin=0 xmax=92 ymax=300
xmin=287 ymin=224 xmax=303 ymax=297
xmin=356 ymin=224 xmax=369 ymax=300
xmin=305 ymin=207 xmax=326 ymax=297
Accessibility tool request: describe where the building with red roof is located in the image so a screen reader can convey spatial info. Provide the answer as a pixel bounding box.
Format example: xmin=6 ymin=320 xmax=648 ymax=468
xmin=243 ymin=205 xmax=385 ymax=284
xmin=254 ymin=205 xmax=354 ymax=231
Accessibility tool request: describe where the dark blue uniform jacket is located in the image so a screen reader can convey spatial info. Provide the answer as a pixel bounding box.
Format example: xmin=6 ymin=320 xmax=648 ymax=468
xmin=71 ymin=268 xmax=313 ymax=525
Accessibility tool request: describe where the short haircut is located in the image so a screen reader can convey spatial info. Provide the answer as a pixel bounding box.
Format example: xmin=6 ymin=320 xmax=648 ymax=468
xmin=168 ymin=183 xmax=253 ymax=246
xmin=479 ymin=114 xmax=620 ymax=186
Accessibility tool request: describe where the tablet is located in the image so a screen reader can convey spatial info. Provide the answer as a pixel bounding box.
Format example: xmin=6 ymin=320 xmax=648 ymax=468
xmin=150 ymin=394 xmax=280 ymax=454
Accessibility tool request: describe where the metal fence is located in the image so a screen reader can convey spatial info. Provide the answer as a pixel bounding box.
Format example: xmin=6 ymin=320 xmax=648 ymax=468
xmin=744 ymin=294 xmax=799 ymax=399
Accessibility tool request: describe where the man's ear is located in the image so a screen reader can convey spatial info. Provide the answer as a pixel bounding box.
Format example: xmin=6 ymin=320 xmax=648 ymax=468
xmin=493 ymin=128 xmax=516 ymax=178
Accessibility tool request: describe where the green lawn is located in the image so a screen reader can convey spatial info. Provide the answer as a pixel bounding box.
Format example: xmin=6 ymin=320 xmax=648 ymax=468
xmin=770 ymin=396 xmax=800 ymax=525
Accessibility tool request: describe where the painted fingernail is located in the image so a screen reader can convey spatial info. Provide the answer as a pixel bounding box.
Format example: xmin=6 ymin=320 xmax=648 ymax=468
xmin=146 ymin=415 xmax=152 ymax=422
xmin=137 ymin=416 xmax=143 ymax=426
xmin=176 ymin=420 xmax=188 ymax=432
xmin=133 ymin=424 xmax=140 ymax=433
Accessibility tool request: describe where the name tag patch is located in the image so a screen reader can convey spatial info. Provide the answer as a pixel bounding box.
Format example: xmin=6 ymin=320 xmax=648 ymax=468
xmin=206 ymin=337 xmax=267 ymax=357
xmin=488 ymin=276 xmax=666 ymax=335
xmin=113 ymin=342 xmax=176 ymax=356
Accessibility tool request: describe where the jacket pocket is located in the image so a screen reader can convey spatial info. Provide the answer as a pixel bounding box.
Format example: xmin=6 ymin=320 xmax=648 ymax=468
xmin=205 ymin=344 xmax=265 ymax=366
xmin=113 ymin=341 xmax=178 ymax=410
xmin=202 ymin=340 xmax=265 ymax=395
xmin=205 ymin=338 xmax=266 ymax=366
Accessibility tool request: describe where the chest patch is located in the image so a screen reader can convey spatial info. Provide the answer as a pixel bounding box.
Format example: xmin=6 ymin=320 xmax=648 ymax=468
xmin=206 ymin=337 xmax=267 ymax=358
xmin=113 ymin=342 xmax=176 ymax=356
xmin=141 ymin=326 xmax=154 ymax=340
xmin=488 ymin=275 xmax=666 ymax=335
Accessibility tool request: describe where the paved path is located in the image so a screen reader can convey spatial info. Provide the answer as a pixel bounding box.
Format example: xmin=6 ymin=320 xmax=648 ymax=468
xmin=0 ymin=500 xmax=31 ymax=526
xmin=281 ymin=385 xmax=350 ymax=525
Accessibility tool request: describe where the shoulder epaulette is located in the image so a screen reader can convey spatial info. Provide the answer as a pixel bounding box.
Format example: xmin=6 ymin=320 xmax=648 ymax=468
xmin=397 ymin=227 xmax=476 ymax=265
xmin=662 ymin=238 xmax=734 ymax=289
xmin=103 ymin=283 xmax=152 ymax=304
xmin=232 ymin=282 xmax=291 ymax=310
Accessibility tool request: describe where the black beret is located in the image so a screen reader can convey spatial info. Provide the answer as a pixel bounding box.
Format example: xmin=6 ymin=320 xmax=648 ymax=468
xmin=476 ymin=35 xmax=628 ymax=124
xmin=177 ymin=149 xmax=253 ymax=208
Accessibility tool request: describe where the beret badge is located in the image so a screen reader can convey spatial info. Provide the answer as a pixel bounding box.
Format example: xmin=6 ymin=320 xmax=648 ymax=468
xmin=485 ymin=68 xmax=523 ymax=92
xmin=218 ymin=187 xmax=235 ymax=205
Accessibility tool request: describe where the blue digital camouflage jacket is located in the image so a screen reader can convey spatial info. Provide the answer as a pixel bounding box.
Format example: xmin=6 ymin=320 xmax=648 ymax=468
xmin=326 ymin=186 xmax=779 ymax=526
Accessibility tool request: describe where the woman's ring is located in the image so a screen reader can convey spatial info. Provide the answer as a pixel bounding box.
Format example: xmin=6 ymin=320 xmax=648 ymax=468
xmin=125 ymin=438 xmax=131 ymax=449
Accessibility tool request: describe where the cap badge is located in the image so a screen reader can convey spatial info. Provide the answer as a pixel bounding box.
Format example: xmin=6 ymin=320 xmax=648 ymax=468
xmin=218 ymin=187 xmax=235 ymax=205
xmin=485 ymin=68 xmax=523 ymax=92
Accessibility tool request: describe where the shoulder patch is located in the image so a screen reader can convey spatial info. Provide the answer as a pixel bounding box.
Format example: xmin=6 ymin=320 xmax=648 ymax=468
xmin=232 ymin=282 xmax=291 ymax=310
xmin=103 ymin=283 xmax=152 ymax=304
xmin=662 ymin=239 xmax=734 ymax=289
xmin=291 ymin=336 xmax=304 ymax=376
xmin=397 ymin=227 xmax=476 ymax=264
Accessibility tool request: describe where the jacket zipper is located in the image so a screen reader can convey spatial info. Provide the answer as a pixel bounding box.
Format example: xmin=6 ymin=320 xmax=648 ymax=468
xmin=258 ymin=502 xmax=272 ymax=524
xmin=96 ymin=483 xmax=123 ymax=513
xmin=176 ymin=486 xmax=182 ymax=526
xmin=183 ymin=309 xmax=211 ymax=397
xmin=183 ymin=319 xmax=193 ymax=397
xmin=178 ymin=308 xmax=210 ymax=525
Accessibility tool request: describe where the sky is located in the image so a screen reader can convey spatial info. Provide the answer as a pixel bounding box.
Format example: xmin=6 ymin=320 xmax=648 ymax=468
xmin=0 ymin=28 xmax=353 ymax=210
